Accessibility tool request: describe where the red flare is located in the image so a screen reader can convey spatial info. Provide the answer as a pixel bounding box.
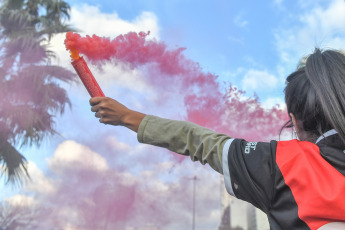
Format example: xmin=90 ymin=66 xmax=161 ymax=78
xmin=65 ymin=32 xmax=105 ymax=97
xmin=71 ymin=56 xmax=105 ymax=97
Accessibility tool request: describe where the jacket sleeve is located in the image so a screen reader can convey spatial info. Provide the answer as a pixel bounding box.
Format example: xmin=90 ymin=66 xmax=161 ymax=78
xmin=137 ymin=115 xmax=231 ymax=174
xmin=223 ymin=139 xmax=277 ymax=212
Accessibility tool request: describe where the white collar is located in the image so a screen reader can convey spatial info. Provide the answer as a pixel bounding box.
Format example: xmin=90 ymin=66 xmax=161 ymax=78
xmin=315 ymin=129 xmax=338 ymax=144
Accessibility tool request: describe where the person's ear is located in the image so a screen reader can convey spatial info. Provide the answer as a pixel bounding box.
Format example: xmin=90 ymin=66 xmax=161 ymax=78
xmin=290 ymin=113 xmax=300 ymax=138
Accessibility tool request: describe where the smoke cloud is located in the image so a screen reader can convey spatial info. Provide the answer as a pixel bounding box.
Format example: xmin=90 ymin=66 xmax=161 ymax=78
xmin=4 ymin=31 xmax=288 ymax=230
xmin=12 ymin=140 xmax=221 ymax=230
xmin=65 ymin=31 xmax=287 ymax=140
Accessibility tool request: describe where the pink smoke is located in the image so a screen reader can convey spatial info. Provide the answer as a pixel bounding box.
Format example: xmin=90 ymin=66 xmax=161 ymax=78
xmin=65 ymin=31 xmax=288 ymax=141
xmin=15 ymin=140 xmax=220 ymax=229
xmin=23 ymin=31 xmax=292 ymax=229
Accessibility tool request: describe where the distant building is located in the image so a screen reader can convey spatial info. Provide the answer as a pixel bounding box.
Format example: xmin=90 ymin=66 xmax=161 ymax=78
xmin=230 ymin=196 xmax=249 ymax=230
xmin=247 ymin=205 xmax=269 ymax=230
xmin=220 ymin=177 xmax=270 ymax=230
xmin=125 ymin=224 xmax=163 ymax=230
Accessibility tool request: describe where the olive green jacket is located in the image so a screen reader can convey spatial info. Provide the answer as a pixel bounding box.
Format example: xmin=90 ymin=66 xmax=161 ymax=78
xmin=137 ymin=115 xmax=231 ymax=174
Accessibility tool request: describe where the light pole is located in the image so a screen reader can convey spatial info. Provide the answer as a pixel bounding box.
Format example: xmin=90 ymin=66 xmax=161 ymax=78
xmin=191 ymin=176 xmax=198 ymax=230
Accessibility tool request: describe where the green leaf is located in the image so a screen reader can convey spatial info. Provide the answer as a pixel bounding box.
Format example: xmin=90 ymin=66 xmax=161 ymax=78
xmin=0 ymin=140 xmax=29 ymax=185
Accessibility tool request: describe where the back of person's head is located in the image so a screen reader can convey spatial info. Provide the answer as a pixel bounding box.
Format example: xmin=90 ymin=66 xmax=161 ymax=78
xmin=284 ymin=48 xmax=345 ymax=143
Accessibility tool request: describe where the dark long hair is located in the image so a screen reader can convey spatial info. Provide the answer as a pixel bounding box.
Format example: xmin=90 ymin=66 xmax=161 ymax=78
xmin=283 ymin=48 xmax=345 ymax=143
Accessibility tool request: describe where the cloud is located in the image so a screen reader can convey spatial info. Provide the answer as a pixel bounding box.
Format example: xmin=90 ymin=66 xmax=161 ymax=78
xmin=233 ymin=13 xmax=249 ymax=28
xmin=106 ymin=136 xmax=132 ymax=152
xmin=297 ymin=0 xmax=330 ymax=9
xmin=8 ymin=139 xmax=222 ymax=230
xmin=227 ymin=35 xmax=245 ymax=46
xmin=25 ymin=162 xmax=56 ymax=195
xmin=242 ymin=69 xmax=278 ymax=91
xmin=300 ymin=0 xmax=345 ymax=38
xmin=11 ymin=3 xmax=290 ymax=229
xmin=274 ymin=0 xmax=284 ymax=5
xmin=47 ymin=140 xmax=109 ymax=175
xmin=50 ymin=4 xmax=160 ymax=64
xmin=5 ymin=194 xmax=37 ymax=207
xmin=262 ymin=97 xmax=286 ymax=109
xmin=274 ymin=0 xmax=345 ymax=74
xmin=0 ymin=2 xmax=238 ymax=229
xmin=70 ymin=5 xmax=160 ymax=39
xmin=47 ymin=4 xmax=160 ymax=99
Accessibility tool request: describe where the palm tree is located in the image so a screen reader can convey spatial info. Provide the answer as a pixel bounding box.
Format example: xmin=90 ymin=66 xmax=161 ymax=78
xmin=0 ymin=0 xmax=76 ymax=184
xmin=0 ymin=199 xmax=43 ymax=229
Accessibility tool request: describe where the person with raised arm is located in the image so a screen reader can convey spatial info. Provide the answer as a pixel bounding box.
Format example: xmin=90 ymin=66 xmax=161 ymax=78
xmin=90 ymin=48 xmax=345 ymax=230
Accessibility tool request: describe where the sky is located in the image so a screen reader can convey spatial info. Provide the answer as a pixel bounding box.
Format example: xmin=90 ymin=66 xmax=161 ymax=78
xmin=1 ymin=0 xmax=345 ymax=229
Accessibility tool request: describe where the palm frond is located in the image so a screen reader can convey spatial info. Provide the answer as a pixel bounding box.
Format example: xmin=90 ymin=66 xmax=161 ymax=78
xmin=2 ymin=37 xmax=47 ymax=64
xmin=3 ymin=0 xmax=25 ymax=11
xmin=0 ymin=73 xmax=72 ymax=146
xmin=0 ymin=98 xmax=57 ymax=146
xmin=0 ymin=0 xmax=75 ymax=185
xmin=0 ymin=140 xmax=29 ymax=185
xmin=38 ymin=22 xmax=76 ymax=40
xmin=0 ymin=8 xmax=33 ymax=39
xmin=44 ymin=0 xmax=71 ymax=21
xmin=22 ymin=64 xmax=77 ymax=82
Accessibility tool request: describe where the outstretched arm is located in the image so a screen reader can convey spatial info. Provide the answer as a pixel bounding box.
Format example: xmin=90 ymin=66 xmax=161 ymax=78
xmin=89 ymin=97 xmax=230 ymax=173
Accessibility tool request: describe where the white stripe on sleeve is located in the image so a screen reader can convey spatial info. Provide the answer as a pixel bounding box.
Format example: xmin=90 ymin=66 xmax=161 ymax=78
xmin=318 ymin=222 xmax=345 ymax=230
xmin=222 ymin=138 xmax=236 ymax=197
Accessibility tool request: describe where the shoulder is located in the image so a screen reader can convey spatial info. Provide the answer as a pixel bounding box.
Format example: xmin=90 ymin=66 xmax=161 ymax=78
xmin=276 ymin=139 xmax=320 ymax=169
